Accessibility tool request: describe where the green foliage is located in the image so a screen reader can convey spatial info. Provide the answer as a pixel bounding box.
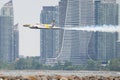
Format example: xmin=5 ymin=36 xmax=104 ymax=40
xmin=63 ymin=61 xmax=73 ymax=70
xmin=14 ymin=58 xmax=27 ymax=69
xmin=51 ymin=61 xmax=85 ymax=70
xmin=86 ymin=60 xmax=96 ymax=70
xmin=0 ymin=57 xmax=120 ymax=71
xmin=14 ymin=57 xmax=43 ymax=70
xmin=52 ymin=61 xmax=63 ymax=70
xmin=109 ymin=58 xmax=120 ymax=71
xmin=0 ymin=61 xmax=14 ymax=70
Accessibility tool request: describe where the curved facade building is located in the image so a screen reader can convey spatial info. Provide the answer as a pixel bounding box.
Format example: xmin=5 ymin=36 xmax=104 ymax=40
xmin=57 ymin=0 xmax=95 ymax=65
xmin=41 ymin=0 xmax=119 ymax=65
xmin=57 ymin=0 xmax=118 ymax=65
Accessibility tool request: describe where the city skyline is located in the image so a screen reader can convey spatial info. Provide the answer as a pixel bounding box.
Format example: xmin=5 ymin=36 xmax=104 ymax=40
xmin=0 ymin=0 xmax=59 ymax=57
xmin=40 ymin=0 xmax=120 ymax=65
xmin=0 ymin=0 xmax=120 ymax=66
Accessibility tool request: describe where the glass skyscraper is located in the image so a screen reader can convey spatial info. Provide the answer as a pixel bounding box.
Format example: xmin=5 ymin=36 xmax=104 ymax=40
xmin=117 ymin=0 xmax=120 ymax=24
xmin=94 ymin=0 xmax=118 ymax=63
xmin=57 ymin=0 xmax=119 ymax=65
xmin=0 ymin=0 xmax=19 ymax=63
xmin=13 ymin=23 xmax=19 ymax=61
xmin=116 ymin=0 xmax=120 ymax=58
xmin=40 ymin=0 xmax=119 ymax=65
xmin=40 ymin=6 xmax=59 ymax=63
xmin=57 ymin=0 xmax=95 ymax=65
xmin=95 ymin=0 xmax=118 ymax=25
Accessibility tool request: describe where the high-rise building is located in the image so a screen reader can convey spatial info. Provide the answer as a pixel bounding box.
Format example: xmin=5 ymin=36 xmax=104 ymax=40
xmin=116 ymin=0 xmax=120 ymax=58
xmin=40 ymin=6 xmax=59 ymax=63
xmin=57 ymin=0 xmax=68 ymax=57
xmin=95 ymin=32 xmax=118 ymax=63
xmin=65 ymin=0 xmax=95 ymax=26
xmin=117 ymin=40 xmax=120 ymax=59
xmin=101 ymin=0 xmax=116 ymax=3
xmin=116 ymin=0 xmax=120 ymax=24
xmin=57 ymin=0 xmax=119 ymax=65
xmin=59 ymin=0 xmax=68 ymax=28
xmin=40 ymin=0 xmax=119 ymax=65
xmin=57 ymin=0 xmax=95 ymax=65
xmin=94 ymin=0 xmax=118 ymax=63
xmin=0 ymin=0 xmax=19 ymax=63
xmin=13 ymin=23 xmax=19 ymax=61
xmin=95 ymin=0 xmax=118 ymax=25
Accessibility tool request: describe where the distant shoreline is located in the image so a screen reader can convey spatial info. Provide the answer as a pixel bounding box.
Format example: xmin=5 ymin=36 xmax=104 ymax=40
xmin=0 ymin=71 xmax=120 ymax=80
xmin=0 ymin=70 xmax=119 ymax=76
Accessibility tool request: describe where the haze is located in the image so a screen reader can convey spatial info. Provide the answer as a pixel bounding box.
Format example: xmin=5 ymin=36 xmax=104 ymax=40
xmin=0 ymin=0 xmax=59 ymax=57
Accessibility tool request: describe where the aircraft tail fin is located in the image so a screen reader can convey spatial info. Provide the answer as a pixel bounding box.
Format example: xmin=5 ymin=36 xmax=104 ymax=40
xmin=51 ymin=20 xmax=55 ymax=28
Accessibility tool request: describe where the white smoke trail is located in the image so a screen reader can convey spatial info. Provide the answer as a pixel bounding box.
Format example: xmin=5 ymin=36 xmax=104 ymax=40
xmin=63 ymin=25 xmax=120 ymax=32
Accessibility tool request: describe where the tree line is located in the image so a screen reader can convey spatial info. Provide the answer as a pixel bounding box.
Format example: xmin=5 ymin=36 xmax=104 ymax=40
xmin=0 ymin=57 xmax=120 ymax=71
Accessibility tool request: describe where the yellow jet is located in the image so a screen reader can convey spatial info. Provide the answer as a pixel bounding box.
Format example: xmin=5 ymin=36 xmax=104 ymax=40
xmin=23 ymin=20 xmax=61 ymax=29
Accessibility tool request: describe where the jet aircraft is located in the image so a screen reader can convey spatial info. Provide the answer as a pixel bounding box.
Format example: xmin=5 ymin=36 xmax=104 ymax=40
xmin=23 ymin=20 xmax=61 ymax=29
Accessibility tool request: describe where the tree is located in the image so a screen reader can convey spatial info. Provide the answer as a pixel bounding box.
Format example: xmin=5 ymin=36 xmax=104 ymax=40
xmin=14 ymin=58 xmax=27 ymax=69
xmin=86 ymin=60 xmax=96 ymax=70
xmin=31 ymin=60 xmax=43 ymax=69
xmin=52 ymin=61 xmax=63 ymax=70
xmin=109 ymin=58 xmax=120 ymax=71
xmin=63 ymin=61 xmax=73 ymax=70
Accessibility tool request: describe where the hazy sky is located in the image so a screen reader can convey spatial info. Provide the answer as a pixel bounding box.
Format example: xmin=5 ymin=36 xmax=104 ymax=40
xmin=0 ymin=0 xmax=59 ymax=57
